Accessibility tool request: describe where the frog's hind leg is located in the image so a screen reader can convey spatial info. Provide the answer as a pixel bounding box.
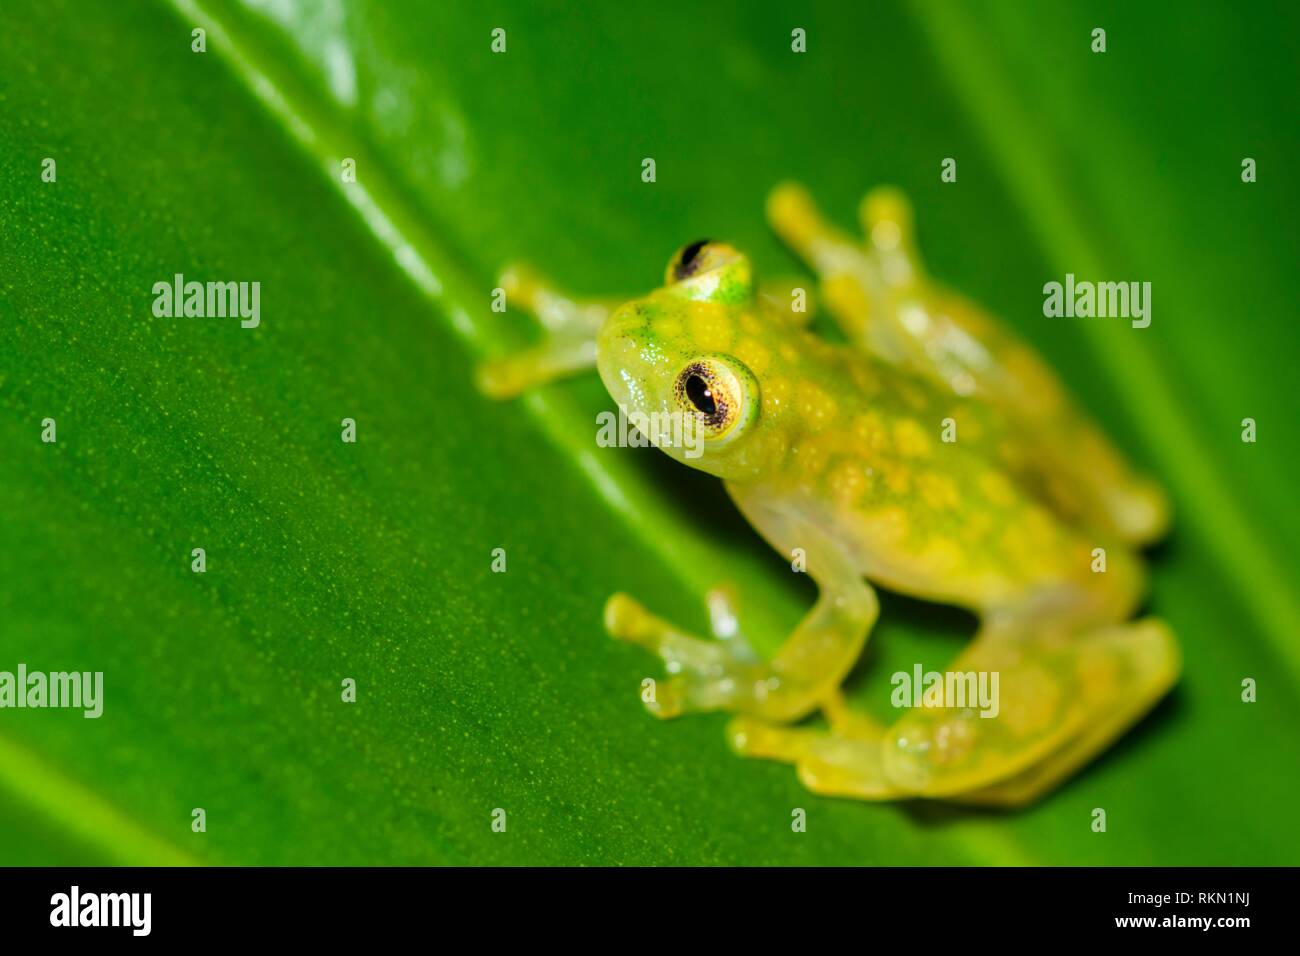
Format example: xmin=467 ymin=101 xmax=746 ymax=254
xmin=728 ymin=618 xmax=1178 ymax=804
xmin=884 ymin=617 xmax=1178 ymax=802
xmin=766 ymin=182 xmax=915 ymax=360
xmin=728 ymin=691 xmax=909 ymax=800
xmin=943 ymin=620 xmax=1180 ymax=806
xmin=474 ymin=264 xmax=620 ymax=398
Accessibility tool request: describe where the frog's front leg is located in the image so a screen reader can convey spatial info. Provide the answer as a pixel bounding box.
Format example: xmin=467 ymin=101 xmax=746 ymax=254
xmin=474 ymin=265 xmax=619 ymax=398
xmin=606 ymin=492 xmax=879 ymax=723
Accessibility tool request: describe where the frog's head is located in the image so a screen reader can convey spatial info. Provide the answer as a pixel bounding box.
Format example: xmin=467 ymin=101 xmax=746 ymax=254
xmin=596 ymin=240 xmax=792 ymax=481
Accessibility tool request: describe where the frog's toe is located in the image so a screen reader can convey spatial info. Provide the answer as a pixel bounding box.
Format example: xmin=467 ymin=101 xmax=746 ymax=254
xmin=726 ymin=715 xmax=904 ymax=800
xmin=606 ymin=592 xmax=795 ymax=719
xmin=474 ymin=353 xmax=536 ymax=399
xmin=646 ymin=675 xmax=753 ymax=719
xmin=643 ymin=677 xmax=684 ymax=719
xmin=474 ymin=331 xmax=599 ymax=400
xmin=473 ymin=263 xmax=611 ymax=399
xmin=603 ymin=592 xmax=649 ymax=639
xmin=605 ymin=593 xmax=730 ymax=673
xmin=726 ymin=715 xmax=788 ymax=756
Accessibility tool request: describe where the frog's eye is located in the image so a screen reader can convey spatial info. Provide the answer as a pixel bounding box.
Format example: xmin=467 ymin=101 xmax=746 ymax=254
xmin=666 ymin=239 xmax=750 ymax=291
xmin=673 ymin=355 xmax=758 ymax=442
xmin=666 ymin=241 xmax=753 ymax=304
xmin=671 ymin=239 xmax=714 ymax=281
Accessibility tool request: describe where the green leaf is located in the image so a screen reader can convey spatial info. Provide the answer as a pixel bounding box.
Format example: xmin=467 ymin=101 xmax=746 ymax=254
xmin=1 ymin=0 xmax=1296 ymax=865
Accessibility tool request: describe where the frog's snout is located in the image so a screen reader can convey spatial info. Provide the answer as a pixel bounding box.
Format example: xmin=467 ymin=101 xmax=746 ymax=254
xmin=594 ymin=311 xmax=653 ymax=408
xmin=595 ymin=309 xmax=646 ymax=365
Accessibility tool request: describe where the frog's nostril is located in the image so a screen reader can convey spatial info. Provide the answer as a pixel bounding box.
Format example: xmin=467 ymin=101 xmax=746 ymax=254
xmin=673 ymin=239 xmax=712 ymax=280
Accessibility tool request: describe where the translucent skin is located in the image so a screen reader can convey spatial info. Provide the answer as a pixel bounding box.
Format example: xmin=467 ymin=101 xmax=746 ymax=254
xmin=478 ymin=184 xmax=1179 ymax=804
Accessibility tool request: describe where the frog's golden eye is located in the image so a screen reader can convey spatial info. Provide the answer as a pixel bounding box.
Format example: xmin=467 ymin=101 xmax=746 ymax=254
xmin=673 ymin=356 xmax=758 ymax=442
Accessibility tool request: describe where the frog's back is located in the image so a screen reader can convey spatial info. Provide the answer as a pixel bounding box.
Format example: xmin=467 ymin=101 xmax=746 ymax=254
xmin=757 ymin=343 xmax=1139 ymax=620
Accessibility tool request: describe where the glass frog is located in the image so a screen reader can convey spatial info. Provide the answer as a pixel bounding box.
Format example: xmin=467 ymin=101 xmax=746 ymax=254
xmin=476 ymin=184 xmax=1178 ymax=805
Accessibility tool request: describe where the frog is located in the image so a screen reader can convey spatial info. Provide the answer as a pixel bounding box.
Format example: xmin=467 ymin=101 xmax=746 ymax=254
xmin=475 ymin=183 xmax=1179 ymax=805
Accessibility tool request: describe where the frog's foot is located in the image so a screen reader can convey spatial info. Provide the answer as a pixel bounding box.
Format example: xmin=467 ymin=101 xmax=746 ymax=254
xmin=726 ymin=619 xmax=1179 ymax=805
xmin=728 ymin=716 xmax=903 ymax=800
xmin=606 ymin=589 xmax=767 ymax=720
xmin=766 ymin=181 xmax=924 ymax=299
xmin=727 ymin=691 xmax=904 ymax=799
xmin=765 ymin=183 xmax=876 ymax=341
xmin=766 ymin=182 xmax=932 ymax=359
xmin=605 ymin=589 xmax=855 ymax=723
xmin=474 ymin=264 xmax=616 ymax=398
xmin=930 ymin=618 xmax=1181 ymax=806
xmin=856 ymin=186 xmax=924 ymax=288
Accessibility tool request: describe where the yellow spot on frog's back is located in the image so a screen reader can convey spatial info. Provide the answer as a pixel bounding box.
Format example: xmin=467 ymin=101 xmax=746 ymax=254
xmin=960 ymin=508 xmax=996 ymax=544
xmin=733 ymin=338 xmax=772 ymax=377
xmin=877 ymin=458 xmax=911 ymax=495
xmin=827 ymin=460 xmax=870 ymax=508
xmin=852 ymin=411 xmax=889 ymax=451
xmin=893 ymin=418 xmax=932 ymax=458
xmin=917 ymin=472 xmax=960 ymax=511
xmin=978 ymin=470 xmax=1017 ymax=507
xmin=686 ymin=302 xmax=734 ymax=351
xmin=738 ymin=309 xmax=763 ymax=337
xmin=797 ymin=382 xmax=838 ymax=427
xmin=863 ymin=505 xmax=909 ymax=546
xmin=917 ymin=537 xmax=962 ymax=575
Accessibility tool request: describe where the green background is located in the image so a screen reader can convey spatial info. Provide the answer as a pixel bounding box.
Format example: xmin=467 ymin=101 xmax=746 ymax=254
xmin=1 ymin=0 xmax=1296 ymax=865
